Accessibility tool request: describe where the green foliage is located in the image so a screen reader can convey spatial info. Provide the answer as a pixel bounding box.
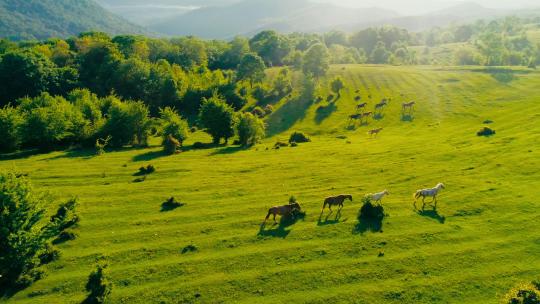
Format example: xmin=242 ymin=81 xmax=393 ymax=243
xmin=503 ymin=282 xmax=540 ymax=304
xmin=237 ymin=53 xmax=266 ymax=87
xmin=198 ymin=93 xmax=236 ymax=145
xmin=160 ymin=107 xmax=189 ymax=148
xmin=303 ymin=43 xmax=330 ymax=78
xmin=289 ymin=131 xmax=311 ymax=144
xmin=84 ymin=262 xmax=112 ymax=304
xmin=249 ymin=30 xmax=292 ymax=67
xmin=237 ymin=112 xmax=265 ymax=147
xmin=49 ymin=198 xmax=79 ymax=233
xmin=100 ymin=99 xmax=153 ymax=148
xmin=273 ymin=68 xmax=293 ymax=96
xmin=370 ymin=41 xmax=391 ymax=64
xmin=0 ymin=106 xmax=24 ymax=152
xmin=0 ymin=172 xmax=54 ymax=290
xmin=330 ymin=77 xmax=345 ymax=97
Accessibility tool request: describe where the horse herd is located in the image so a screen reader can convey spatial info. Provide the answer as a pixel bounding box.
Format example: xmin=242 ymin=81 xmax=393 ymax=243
xmin=348 ymin=93 xmax=417 ymax=137
xmin=263 ymin=183 xmax=445 ymax=224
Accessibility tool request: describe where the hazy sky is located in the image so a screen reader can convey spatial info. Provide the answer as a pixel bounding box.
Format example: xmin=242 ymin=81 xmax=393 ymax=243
xmin=313 ymin=0 xmax=540 ymax=14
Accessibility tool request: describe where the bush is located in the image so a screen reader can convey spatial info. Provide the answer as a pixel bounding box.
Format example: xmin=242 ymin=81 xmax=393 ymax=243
xmin=274 ymin=141 xmax=289 ymax=149
xmin=0 ymin=106 xmax=24 ymax=152
xmin=100 ymin=99 xmax=153 ymax=148
xmin=477 ymin=127 xmax=496 ymax=137
xmin=192 ymin=142 xmax=206 ymax=149
xmin=359 ymin=197 xmax=385 ymax=220
xmin=52 ymin=231 xmax=77 ymax=244
xmin=0 ymin=172 xmax=56 ymax=290
xmin=251 ymin=106 xmax=265 ymax=118
xmin=182 ymin=244 xmax=198 ymax=254
xmin=237 ymin=112 xmax=265 ymax=147
xmin=50 ymin=198 xmax=79 ymax=232
xmin=289 ymin=132 xmax=311 ymax=144
xmin=503 ymin=282 xmax=540 ymax=304
xmin=163 ymin=134 xmax=181 ymax=155
xmin=137 ymin=165 xmax=155 ymax=176
xmin=84 ymin=263 xmax=112 ymax=304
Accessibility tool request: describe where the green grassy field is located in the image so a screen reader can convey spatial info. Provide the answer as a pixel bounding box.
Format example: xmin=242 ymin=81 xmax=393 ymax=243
xmin=2 ymin=65 xmax=540 ymax=303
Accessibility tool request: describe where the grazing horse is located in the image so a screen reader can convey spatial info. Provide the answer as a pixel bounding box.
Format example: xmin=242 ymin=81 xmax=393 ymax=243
xmin=322 ymin=194 xmax=353 ymax=212
xmin=349 ymin=113 xmax=362 ymax=122
xmin=375 ymin=100 xmax=388 ymax=112
xmin=356 ymin=102 xmax=368 ymax=111
xmin=368 ymin=128 xmax=383 ymax=137
xmin=360 ymin=111 xmax=372 ymax=124
xmin=402 ymin=101 xmax=416 ymax=113
xmin=366 ymin=190 xmax=389 ymax=204
xmin=414 ymin=183 xmax=445 ymax=210
xmin=264 ymin=202 xmax=302 ymax=223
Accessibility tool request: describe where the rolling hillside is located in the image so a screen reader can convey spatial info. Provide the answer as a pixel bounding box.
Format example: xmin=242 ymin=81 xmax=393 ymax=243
xmin=1 ymin=65 xmax=540 ymax=303
xmin=0 ymin=0 xmax=148 ymax=41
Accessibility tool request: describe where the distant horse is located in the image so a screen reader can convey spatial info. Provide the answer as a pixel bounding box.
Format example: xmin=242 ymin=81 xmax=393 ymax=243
xmin=402 ymin=101 xmax=416 ymax=113
xmin=366 ymin=190 xmax=389 ymax=204
xmin=360 ymin=112 xmax=373 ymax=124
xmin=368 ymin=128 xmax=383 ymax=137
xmin=322 ymin=194 xmax=353 ymax=212
xmin=264 ymin=202 xmax=302 ymax=223
xmin=349 ymin=113 xmax=362 ymax=122
xmin=414 ymin=183 xmax=445 ymax=210
xmin=356 ymin=102 xmax=368 ymax=111
xmin=375 ymin=100 xmax=388 ymax=112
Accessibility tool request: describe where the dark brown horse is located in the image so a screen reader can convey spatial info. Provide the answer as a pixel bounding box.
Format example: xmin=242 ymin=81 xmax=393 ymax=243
xmin=322 ymin=194 xmax=353 ymax=211
xmin=356 ymin=102 xmax=368 ymax=111
xmin=264 ymin=203 xmax=302 ymax=223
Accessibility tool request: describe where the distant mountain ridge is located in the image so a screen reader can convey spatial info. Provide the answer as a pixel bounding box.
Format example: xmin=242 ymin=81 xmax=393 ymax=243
xmin=0 ymin=0 xmax=148 ymax=41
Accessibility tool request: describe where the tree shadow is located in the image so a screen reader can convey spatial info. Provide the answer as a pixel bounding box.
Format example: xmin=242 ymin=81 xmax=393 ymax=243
xmin=416 ymin=207 xmax=445 ymax=224
xmin=209 ymin=146 xmax=245 ymax=155
xmin=161 ymin=197 xmax=185 ymax=212
xmin=266 ymin=95 xmax=313 ymax=137
xmin=258 ymin=212 xmax=305 ymax=238
xmin=132 ymin=150 xmax=168 ymax=162
xmin=401 ymin=114 xmax=415 ymax=122
xmin=317 ymin=209 xmax=347 ymax=226
xmin=183 ymin=142 xmax=219 ymax=152
xmin=315 ymin=102 xmax=337 ymax=125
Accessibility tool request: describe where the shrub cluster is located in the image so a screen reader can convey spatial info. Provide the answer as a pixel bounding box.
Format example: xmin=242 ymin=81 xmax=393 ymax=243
xmin=477 ymin=126 xmax=496 ymax=136
xmin=504 ymin=281 xmax=540 ymax=304
xmin=289 ymin=131 xmax=311 ymax=144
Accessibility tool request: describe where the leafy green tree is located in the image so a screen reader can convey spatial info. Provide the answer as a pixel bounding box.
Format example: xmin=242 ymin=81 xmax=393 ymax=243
xmin=160 ymin=107 xmax=189 ymax=148
xmin=476 ymin=31 xmax=505 ymax=66
xmin=249 ymin=30 xmax=292 ymax=66
xmin=350 ymin=28 xmax=379 ymax=54
xmin=330 ymin=76 xmax=345 ymax=98
xmin=302 ymin=43 xmax=330 ymax=78
xmin=237 ymin=53 xmax=266 ymax=87
xmin=219 ymin=36 xmax=250 ymax=70
xmin=237 ymin=112 xmax=265 ymax=147
xmin=100 ymin=99 xmax=153 ymax=148
xmin=273 ymin=68 xmax=293 ymax=96
xmin=171 ymin=37 xmax=208 ymax=69
xmin=370 ymin=41 xmax=391 ymax=64
xmin=0 ymin=106 xmax=24 ymax=152
xmin=198 ymin=93 xmax=236 ymax=144
xmin=0 ymin=49 xmax=56 ymax=106
xmin=284 ymin=50 xmax=304 ymax=70
xmin=83 ymin=262 xmax=112 ymax=304
xmin=324 ymin=31 xmax=348 ymax=46
xmin=0 ymin=172 xmax=55 ymax=291
xmin=78 ymin=41 xmax=123 ymax=96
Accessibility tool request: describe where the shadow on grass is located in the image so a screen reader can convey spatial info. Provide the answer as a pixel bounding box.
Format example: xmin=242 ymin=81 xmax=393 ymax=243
xmin=209 ymin=146 xmax=245 ymax=155
xmin=132 ymin=150 xmax=168 ymax=162
xmin=266 ymin=95 xmax=313 ymax=137
xmin=401 ymin=114 xmax=415 ymax=122
xmin=353 ymin=202 xmax=385 ymax=234
xmin=161 ymin=197 xmax=185 ymax=212
xmin=317 ymin=209 xmax=346 ymax=226
xmin=315 ymin=102 xmax=337 ymax=125
xmin=373 ymin=113 xmax=384 ymax=120
xmin=258 ymin=212 xmax=305 ymax=238
xmin=416 ymin=207 xmax=446 ymax=224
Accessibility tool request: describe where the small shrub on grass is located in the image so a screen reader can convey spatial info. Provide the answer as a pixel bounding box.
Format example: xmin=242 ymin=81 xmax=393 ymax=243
xmin=182 ymin=244 xmax=198 ymax=254
xmin=83 ymin=263 xmax=112 ymax=304
xmin=163 ymin=134 xmax=181 ymax=155
xmin=289 ymin=132 xmax=311 ymax=144
xmin=503 ymin=282 xmax=540 ymax=304
xmin=237 ymin=112 xmax=266 ymax=147
xmin=50 ymin=198 xmax=79 ymax=232
xmin=477 ymin=127 xmax=496 ymax=137
xmin=52 ymin=231 xmax=77 ymax=244
xmin=274 ymin=141 xmax=289 ymax=149
xmin=355 ymin=96 xmax=361 ymax=101
xmin=327 ymin=94 xmax=335 ymax=102
xmin=161 ymin=197 xmax=184 ymax=212
xmin=290 ymin=142 xmax=298 ymax=147
xmin=136 ymin=165 xmax=155 ymax=176
xmin=38 ymin=243 xmax=60 ymax=264
xmin=359 ymin=197 xmax=385 ymax=220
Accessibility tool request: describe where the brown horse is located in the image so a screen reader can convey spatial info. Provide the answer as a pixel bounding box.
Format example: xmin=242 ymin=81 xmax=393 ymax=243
xmin=322 ymin=194 xmax=353 ymax=212
xmin=264 ymin=203 xmax=302 ymax=223
xmin=368 ymin=127 xmax=383 ymax=137
xmin=360 ymin=112 xmax=373 ymax=124
xmin=375 ymin=100 xmax=388 ymax=111
xmin=356 ymin=102 xmax=368 ymax=111
xmin=402 ymin=101 xmax=416 ymax=113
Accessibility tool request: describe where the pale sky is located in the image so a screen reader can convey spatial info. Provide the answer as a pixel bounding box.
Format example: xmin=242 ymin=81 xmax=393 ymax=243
xmin=313 ymin=0 xmax=540 ymax=15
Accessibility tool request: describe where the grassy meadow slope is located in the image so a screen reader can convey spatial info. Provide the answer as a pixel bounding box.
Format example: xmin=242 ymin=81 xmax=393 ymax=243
xmin=1 ymin=65 xmax=540 ymax=303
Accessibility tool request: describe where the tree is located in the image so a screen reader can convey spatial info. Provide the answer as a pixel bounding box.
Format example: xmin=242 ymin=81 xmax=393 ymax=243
xmin=100 ymin=99 xmax=153 ymax=148
xmin=0 ymin=106 xmax=24 ymax=152
xmin=330 ymin=77 xmax=345 ymax=98
xmin=370 ymin=41 xmax=391 ymax=64
xmin=78 ymin=41 xmax=123 ymax=96
xmin=198 ymin=93 xmax=236 ymax=144
xmin=273 ymin=68 xmax=293 ymax=96
xmin=83 ymin=262 xmax=112 ymax=304
xmin=0 ymin=49 xmax=56 ymax=106
xmin=350 ymin=28 xmax=379 ymax=54
xmin=237 ymin=53 xmax=266 ymax=87
xmin=302 ymin=43 xmax=330 ymax=78
xmin=249 ymin=30 xmax=292 ymax=66
xmin=0 ymin=172 xmax=55 ymax=291
xmin=237 ymin=112 xmax=265 ymax=147
xmin=160 ymin=107 xmax=189 ymax=148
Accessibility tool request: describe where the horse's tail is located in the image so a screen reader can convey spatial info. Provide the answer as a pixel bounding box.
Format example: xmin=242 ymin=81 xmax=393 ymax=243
xmin=414 ymin=191 xmax=421 ymax=200
xmin=264 ymin=210 xmax=271 ymax=222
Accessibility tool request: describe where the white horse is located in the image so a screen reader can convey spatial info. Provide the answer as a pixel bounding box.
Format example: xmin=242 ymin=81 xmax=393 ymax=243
xmin=414 ymin=183 xmax=445 ymax=209
xmin=366 ymin=190 xmax=389 ymax=204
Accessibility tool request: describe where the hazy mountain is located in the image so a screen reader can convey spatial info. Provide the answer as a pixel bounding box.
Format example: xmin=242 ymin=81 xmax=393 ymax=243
xmin=149 ymin=0 xmax=399 ymax=38
xmin=0 ymin=0 xmax=148 ymax=41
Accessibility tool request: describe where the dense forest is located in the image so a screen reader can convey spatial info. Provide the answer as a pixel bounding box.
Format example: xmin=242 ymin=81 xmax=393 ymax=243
xmin=1 ymin=16 xmax=539 ymax=155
